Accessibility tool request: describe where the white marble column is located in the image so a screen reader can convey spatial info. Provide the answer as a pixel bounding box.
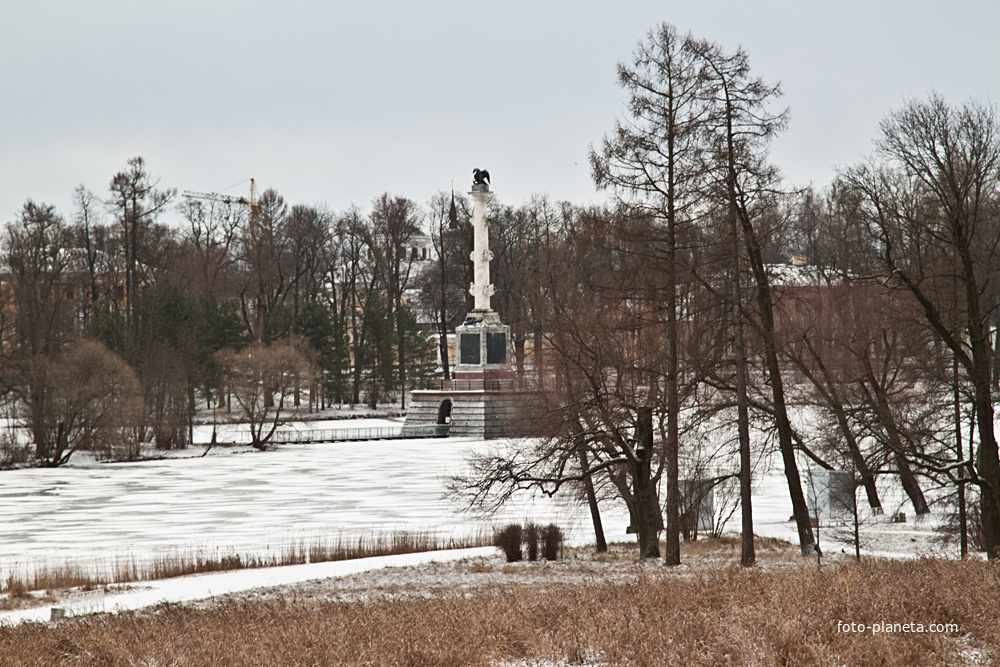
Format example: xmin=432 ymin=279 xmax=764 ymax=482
xmin=468 ymin=188 xmax=494 ymax=312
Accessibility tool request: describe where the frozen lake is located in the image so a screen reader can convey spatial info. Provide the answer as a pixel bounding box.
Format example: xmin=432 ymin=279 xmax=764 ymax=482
xmin=0 ymin=422 xmax=634 ymax=579
xmin=0 ymin=416 xmax=936 ymax=582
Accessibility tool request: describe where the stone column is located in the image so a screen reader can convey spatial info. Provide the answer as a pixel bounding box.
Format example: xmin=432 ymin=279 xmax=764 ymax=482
xmin=468 ymin=186 xmax=494 ymax=312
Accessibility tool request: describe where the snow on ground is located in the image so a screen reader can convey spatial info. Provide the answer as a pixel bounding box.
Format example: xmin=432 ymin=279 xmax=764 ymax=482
xmin=0 ymin=414 xmax=963 ymax=626
xmin=0 ymin=547 xmax=496 ymax=626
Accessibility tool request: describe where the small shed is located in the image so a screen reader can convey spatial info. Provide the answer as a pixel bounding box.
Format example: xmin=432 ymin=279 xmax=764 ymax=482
xmin=807 ymin=469 xmax=856 ymax=523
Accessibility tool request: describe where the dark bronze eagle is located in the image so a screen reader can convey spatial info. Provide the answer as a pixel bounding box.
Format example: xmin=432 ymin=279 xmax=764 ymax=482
xmin=473 ymin=168 xmax=490 ymax=187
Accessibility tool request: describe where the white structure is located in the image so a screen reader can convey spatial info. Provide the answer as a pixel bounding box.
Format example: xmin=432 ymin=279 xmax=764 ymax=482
xmin=454 ymin=179 xmax=510 ymax=374
xmin=403 ymin=170 xmax=528 ymax=440
xmin=408 ymin=229 xmax=434 ymax=264
xmin=469 ymin=187 xmax=495 ymax=312
xmin=807 ymin=469 xmax=856 ymax=522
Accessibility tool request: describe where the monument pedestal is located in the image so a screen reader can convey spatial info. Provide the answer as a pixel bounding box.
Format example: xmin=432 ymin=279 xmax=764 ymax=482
xmin=454 ymin=310 xmax=509 ymax=377
xmin=404 ymin=382 xmax=531 ymax=439
xmin=405 ymin=310 xmax=531 ymax=439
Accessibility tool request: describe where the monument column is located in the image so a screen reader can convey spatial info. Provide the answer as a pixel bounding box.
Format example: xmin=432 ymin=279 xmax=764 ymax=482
xmin=454 ymin=170 xmax=511 ymax=379
xmin=469 ymin=186 xmax=495 ymax=312
xmin=401 ymin=168 xmax=527 ymax=439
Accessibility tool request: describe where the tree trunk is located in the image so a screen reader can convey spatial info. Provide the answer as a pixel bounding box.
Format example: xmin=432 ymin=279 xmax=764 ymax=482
xmin=864 ymin=379 xmax=930 ymax=515
xmin=740 ymin=219 xmax=816 ymax=555
xmin=955 ymin=357 xmax=968 ymax=558
xmin=895 ymin=451 xmax=930 ymax=515
xmin=634 ymin=407 xmax=662 ymax=559
xmin=716 ymin=71 xmax=814 ymax=554
xmin=188 ymin=383 xmax=196 ymax=447
xmin=725 ymin=195 xmax=756 ymax=567
xmin=832 ymin=406 xmax=882 ymax=512
xmin=396 ymin=303 xmax=406 ymax=411
xmin=439 ymin=325 xmax=450 ymax=381
xmin=533 ymin=324 xmax=544 ymax=384
xmin=795 ymin=339 xmax=882 ymax=512
xmin=514 ymin=334 xmax=526 ymax=378
xmin=663 ymin=199 xmax=681 ymax=566
xmin=963 ymin=261 xmax=1000 ymax=555
xmin=992 ymin=320 xmax=1000 ymax=391
xmin=578 ymin=449 xmax=607 ymax=552
xmin=973 ymin=368 xmax=1000 ymax=556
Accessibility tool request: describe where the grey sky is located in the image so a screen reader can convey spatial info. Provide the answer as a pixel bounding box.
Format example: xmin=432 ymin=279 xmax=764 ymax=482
xmin=2 ymin=1 xmax=997 ymax=225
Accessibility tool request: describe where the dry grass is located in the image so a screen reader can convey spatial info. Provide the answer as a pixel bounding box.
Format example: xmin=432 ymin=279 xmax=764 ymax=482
xmin=1 ymin=529 xmax=490 ymax=598
xmin=1 ymin=540 xmax=998 ymax=666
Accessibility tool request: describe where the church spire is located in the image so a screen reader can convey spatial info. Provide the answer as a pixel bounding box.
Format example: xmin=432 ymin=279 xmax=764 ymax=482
xmin=448 ymin=182 xmax=459 ymax=229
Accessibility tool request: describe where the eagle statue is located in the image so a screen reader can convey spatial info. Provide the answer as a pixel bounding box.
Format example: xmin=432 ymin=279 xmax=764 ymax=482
xmin=472 ymin=168 xmax=490 ymax=188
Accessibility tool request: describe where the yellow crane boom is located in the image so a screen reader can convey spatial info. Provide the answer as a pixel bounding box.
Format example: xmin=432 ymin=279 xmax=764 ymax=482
xmin=182 ymin=178 xmax=258 ymax=216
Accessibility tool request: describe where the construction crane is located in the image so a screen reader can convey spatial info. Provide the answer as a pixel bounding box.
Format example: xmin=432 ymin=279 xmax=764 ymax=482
xmin=182 ymin=178 xmax=259 ymax=216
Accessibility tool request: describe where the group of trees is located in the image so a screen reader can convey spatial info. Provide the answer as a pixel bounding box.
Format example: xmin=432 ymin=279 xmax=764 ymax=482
xmin=450 ymin=24 xmax=1000 ymax=563
xmin=0 ymin=159 xmax=459 ymax=463
xmin=2 ymin=22 xmax=997 ymax=566
xmin=0 ymin=154 xmax=592 ymax=468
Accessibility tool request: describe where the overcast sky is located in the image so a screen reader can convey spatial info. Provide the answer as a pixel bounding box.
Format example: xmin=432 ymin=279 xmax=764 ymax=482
xmin=2 ymin=1 xmax=998 ymax=226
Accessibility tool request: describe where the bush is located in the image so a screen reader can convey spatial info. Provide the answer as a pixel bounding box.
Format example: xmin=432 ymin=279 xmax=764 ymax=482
xmin=524 ymin=523 xmax=540 ymax=562
xmin=494 ymin=524 xmax=522 ymax=563
xmin=935 ymin=502 xmax=986 ymax=552
xmin=542 ymin=524 xmax=563 ymax=561
xmin=0 ymin=434 xmax=32 ymax=467
xmin=493 ymin=523 xmax=562 ymax=563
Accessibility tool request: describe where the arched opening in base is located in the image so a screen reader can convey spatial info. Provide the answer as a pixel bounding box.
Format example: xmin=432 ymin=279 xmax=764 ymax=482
xmin=437 ymin=399 xmax=453 ymax=425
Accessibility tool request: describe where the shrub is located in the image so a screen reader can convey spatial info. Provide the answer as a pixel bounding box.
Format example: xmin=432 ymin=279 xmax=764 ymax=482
xmin=493 ymin=523 xmax=562 ymax=563
xmin=0 ymin=434 xmax=32 ymax=467
xmin=524 ymin=523 xmax=540 ymax=562
xmin=935 ymin=502 xmax=986 ymax=552
xmin=494 ymin=524 xmax=522 ymax=563
xmin=541 ymin=524 xmax=563 ymax=561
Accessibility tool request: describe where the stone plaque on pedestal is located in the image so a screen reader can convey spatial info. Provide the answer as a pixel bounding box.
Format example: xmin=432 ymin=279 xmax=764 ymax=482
xmin=460 ymin=332 xmax=481 ymax=365
xmin=486 ymin=332 xmax=507 ymax=364
xmin=454 ymin=311 xmax=510 ymax=377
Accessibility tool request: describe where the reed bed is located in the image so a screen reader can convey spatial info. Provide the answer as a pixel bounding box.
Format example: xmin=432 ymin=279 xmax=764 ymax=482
xmin=1 ymin=544 xmax=997 ymax=665
xmin=1 ymin=529 xmax=489 ymax=597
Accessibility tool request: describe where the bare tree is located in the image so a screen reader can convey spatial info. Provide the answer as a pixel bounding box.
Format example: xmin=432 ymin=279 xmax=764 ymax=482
xmin=776 ymin=281 xmax=884 ymax=513
xmin=24 ymin=340 xmax=144 ymax=466
xmin=419 ymin=190 xmax=471 ymax=380
xmin=490 ymin=195 xmax=562 ymax=379
xmin=4 ymin=201 xmax=75 ymax=358
xmin=177 ymin=195 xmax=243 ymax=299
xmin=285 ymin=204 xmax=333 ymax=319
xmin=689 ymin=36 xmax=818 ymax=556
xmin=364 ymin=194 xmax=422 ymax=408
xmin=841 ymin=95 xmax=1000 ymax=556
xmin=238 ymin=188 xmax=293 ymax=344
xmin=595 ymin=23 xmax=718 ymax=566
xmin=4 ymin=200 xmax=77 ymax=458
xmin=452 ymin=209 xmax=673 ymax=559
xmin=106 ymin=157 xmax=175 ymax=327
xmin=332 ymin=207 xmax=372 ymax=405
xmin=70 ymin=185 xmax=105 ymax=327
xmin=215 ymin=340 xmax=314 ymax=450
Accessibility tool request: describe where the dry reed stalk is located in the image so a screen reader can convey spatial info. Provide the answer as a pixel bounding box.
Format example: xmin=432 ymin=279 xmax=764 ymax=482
xmin=1 ymin=553 xmax=997 ymax=665
xmin=1 ymin=529 xmax=491 ymax=597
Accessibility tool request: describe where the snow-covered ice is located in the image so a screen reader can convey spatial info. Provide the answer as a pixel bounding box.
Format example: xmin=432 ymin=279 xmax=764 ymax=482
xmin=0 ymin=416 xmax=958 ymax=626
xmin=0 ymin=426 xmax=627 ymax=568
